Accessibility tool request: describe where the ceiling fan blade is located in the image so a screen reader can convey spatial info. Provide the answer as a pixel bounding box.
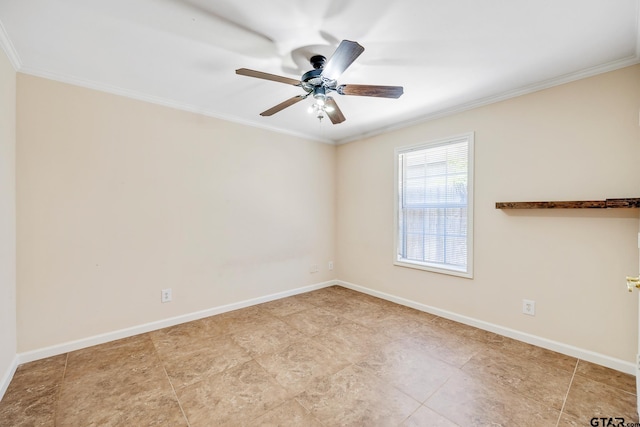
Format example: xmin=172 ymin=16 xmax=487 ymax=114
xmin=260 ymin=95 xmax=306 ymax=116
xmin=325 ymin=97 xmax=345 ymax=124
xmin=337 ymin=84 xmax=404 ymax=98
xmin=321 ymin=40 xmax=365 ymax=81
xmin=236 ymin=68 xmax=300 ymax=86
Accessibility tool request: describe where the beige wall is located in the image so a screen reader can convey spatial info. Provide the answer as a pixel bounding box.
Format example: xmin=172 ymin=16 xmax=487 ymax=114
xmin=336 ymin=65 xmax=640 ymax=362
xmin=12 ymin=63 xmax=640 ymax=365
xmin=0 ymin=47 xmax=17 ymax=384
xmin=16 ymin=74 xmax=336 ymax=352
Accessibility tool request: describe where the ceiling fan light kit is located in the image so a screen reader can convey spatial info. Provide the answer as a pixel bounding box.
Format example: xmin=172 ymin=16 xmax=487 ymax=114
xmin=236 ymin=40 xmax=404 ymax=124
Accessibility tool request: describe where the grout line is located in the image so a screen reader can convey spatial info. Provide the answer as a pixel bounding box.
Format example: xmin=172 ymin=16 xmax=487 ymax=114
xmin=556 ymin=358 xmax=579 ymax=426
xmin=151 ymin=334 xmax=192 ymax=427
xmin=423 ymin=376 xmax=462 ymax=426
xmin=337 ymin=280 xmax=636 ymax=375
xmin=52 ymin=353 xmax=69 ymax=425
xmin=398 ymin=404 xmax=423 ymax=425
xmin=12 ymin=287 xmax=614 ymax=425
xmin=159 ymin=358 xmax=191 ymax=427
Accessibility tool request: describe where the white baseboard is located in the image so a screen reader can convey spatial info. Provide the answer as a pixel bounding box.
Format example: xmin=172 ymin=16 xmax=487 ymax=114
xmin=336 ymin=280 xmax=636 ymax=375
xmin=18 ymin=280 xmax=337 ymax=365
xmin=13 ymin=278 xmax=635 ymax=377
xmin=0 ymin=355 xmax=18 ymax=401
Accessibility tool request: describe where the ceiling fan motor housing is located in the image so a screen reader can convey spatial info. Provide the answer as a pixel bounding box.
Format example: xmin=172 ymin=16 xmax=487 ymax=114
xmin=309 ymin=55 xmax=326 ymax=69
xmin=301 ymin=68 xmax=324 ymax=93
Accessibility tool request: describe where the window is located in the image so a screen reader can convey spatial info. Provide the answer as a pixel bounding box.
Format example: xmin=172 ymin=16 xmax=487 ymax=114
xmin=394 ymin=133 xmax=474 ymax=278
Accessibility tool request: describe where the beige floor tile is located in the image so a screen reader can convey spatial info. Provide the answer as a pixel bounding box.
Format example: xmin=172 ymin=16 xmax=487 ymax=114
xmin=379 ymin=302 xmax=439 ymax=326
xmin=156 ymin=335 xmax=252 ymax=389
xmin=325 ymin=285 xmax=364 ymax=297
xmin=386 ymin=314 xmax=455 ymax=343
xmin=426 ymin=371 xmax=560 ymax=426
xmin=0 ymin=394 xmax=58 ymax=426
xmin=556 ymin=412 xmax=584 ymax=426
xmin=354 ymin=292 xmax=404 ymax=309
xmin=56 ymin=386 xmax=187 ymax=426
xmin=356 ymin=317 xmax=482 ymax=371
xmin=284 ymin=289 xmax=327 ymax=305
xmin=313 ymin=296 xmax=375 ymax=320
xmin=149 ymin=317 xmax=226 ymax=350
xmin=296 ymin=364 xmax=421 ymax=426
xmin=57 ymin=355 xmax=176 ymax=425
xmin=57 ymin=334 xmax=178 ymax=425
xmin=342 ymin=300 xmax=432 ymax=340
xmin=117 ymin=389 xmax=188 ymax=427
xmin=431 ymin=317 xmax=503 ymax=344
xmin=229 ymin=316 xmax=305 ymax=357
xmin=401 ymin=405 xmax=459 ymax=426
xmin=2 ymin=355 xmax=67 ymax=400
xmin=575 ymin=360 xmax=636 ymax=394
xmin=59 ymin=363 xmax=170 ymax=406
xmin=462 ymin=346 xmax=574 ymax=410
xmin=333 ymin=296 xmax=390 ymax=324
xmin=299 ymin=287 xmax=356 ymax=313
xmin=562 ymin=373 xmax=638 ymax=423
xmin=205 ymin=305 xmax=278 ymax=335
xmin=256 ymin=294 xmax=317 ymax=317
xmin=279 ymin=305 xmax=346 ymax=336
xmin=64 ymin=334 xmax=161 ymax=382
xmin=177 ymin=360 xmax=289 ymax=427
xmin=329 ymin=286 xmax=400 ymax=311
xmin=413 ymin=332 xmax=485 ymax=368
xmin=3 ymin=286 xmax=630 ymax=426
xmin=248 ymin=399 xmax=324 ymax=427
xmin=375 ymin=315 xmax=443 ymax=343
xmin=0 ymin=356 xmax=66 ymax=427
xmin=357 ymin=336 xmax=459 ymax=402
xmin=301 ymin=286 xmax=344 ymax=304
xmin=312 ymin=319 xmax=395 ymax=363
xmin=485 ymin=335 xmax=578 ymax=372
xmin=255 ymin=337 xmax=351 ymax=394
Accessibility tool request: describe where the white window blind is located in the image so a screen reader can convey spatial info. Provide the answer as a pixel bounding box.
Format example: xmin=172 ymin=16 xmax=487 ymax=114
xmin=395 ymin=133 xmax=473 ymax=277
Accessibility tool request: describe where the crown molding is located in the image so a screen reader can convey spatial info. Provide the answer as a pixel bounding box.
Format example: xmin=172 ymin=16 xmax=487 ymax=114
xmin=0 ymin=18 xmax=21 ymax=71
xmin=7 ymin=2 xmax=640 ymax=147
xmin=336 ymin=54 xmax=640 ymax=145
xmin=18 ymin=65 xmax=335 ymax=146
xmin=13 ymin=54 xmax=640 ymax=148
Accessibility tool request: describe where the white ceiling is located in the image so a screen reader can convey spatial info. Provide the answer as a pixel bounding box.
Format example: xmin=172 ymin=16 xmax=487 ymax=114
xmin=1 ymin=0 xmax=639 ymax=144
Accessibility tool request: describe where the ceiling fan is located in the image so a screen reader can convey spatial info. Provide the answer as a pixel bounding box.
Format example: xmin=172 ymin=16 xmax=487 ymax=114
xmin=236 ymin=40 xmax=404 ymax=124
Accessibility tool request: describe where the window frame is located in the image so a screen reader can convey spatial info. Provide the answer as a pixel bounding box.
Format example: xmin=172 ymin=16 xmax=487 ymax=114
xmin=393 ymin=132 xmax=474 ymax=278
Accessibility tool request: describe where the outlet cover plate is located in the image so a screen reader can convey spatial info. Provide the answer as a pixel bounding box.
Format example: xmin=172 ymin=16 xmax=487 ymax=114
xmin=522 ymin=299 xmax=535 ymax=316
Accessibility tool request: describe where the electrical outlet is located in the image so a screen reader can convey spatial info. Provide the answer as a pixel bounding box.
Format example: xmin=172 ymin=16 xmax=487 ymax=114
xmin=328 ymin=261 xmax=334 ymax=271
xmin=161 ymin=288 xmax=172 ymax=303
xmin=310 ymin=265 xmax=319 ymax=273
xmin=522 ymin=299 xmax=535 ymax=316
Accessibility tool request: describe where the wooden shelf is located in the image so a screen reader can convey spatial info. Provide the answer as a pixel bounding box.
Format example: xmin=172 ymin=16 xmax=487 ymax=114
xmin=496 ymin=198 xmax=640 ymax=209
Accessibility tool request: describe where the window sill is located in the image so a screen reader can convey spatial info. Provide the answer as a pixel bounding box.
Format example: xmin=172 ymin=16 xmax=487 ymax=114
xmin=394 ymin=260 xmax=473 ymax=279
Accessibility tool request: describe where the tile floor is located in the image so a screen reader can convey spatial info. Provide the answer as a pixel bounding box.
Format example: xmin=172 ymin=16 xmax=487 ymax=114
xmin=0 ymin=285 xmax=637 ymax=426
